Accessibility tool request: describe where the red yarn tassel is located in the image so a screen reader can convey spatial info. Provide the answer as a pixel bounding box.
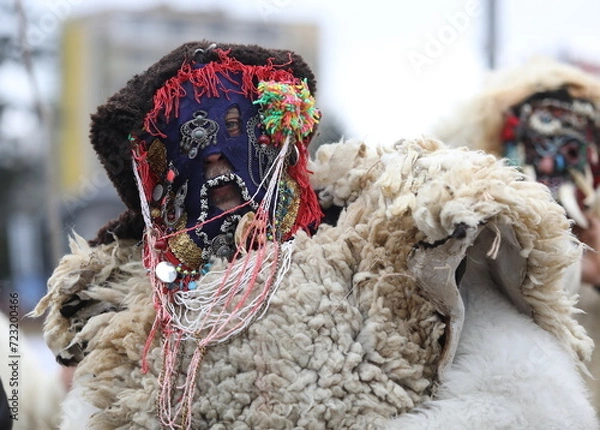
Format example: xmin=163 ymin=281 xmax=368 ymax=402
xmin=287 ymin=142 xmax=322 ymax=237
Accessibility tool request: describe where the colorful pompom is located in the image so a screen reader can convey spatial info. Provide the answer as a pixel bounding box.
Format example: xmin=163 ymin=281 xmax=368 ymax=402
xmin=254 ymin=79 xmax=320 ymax=145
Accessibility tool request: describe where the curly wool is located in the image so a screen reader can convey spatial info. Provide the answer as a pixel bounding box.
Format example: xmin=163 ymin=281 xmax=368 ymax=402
xmin=315 ymin=138 xmax=591 ymax=364
xmin=34 ymin=138 xmax=591 ymax=429
xmin=36 ymin=140 xmax=445 ymax=429
xmin=35 ymin=235 xmax=141 ymax=364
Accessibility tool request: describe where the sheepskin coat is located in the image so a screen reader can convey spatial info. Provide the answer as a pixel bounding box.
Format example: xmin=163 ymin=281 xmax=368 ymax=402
xmin=34 ymin=138 xmax=592 ymax=429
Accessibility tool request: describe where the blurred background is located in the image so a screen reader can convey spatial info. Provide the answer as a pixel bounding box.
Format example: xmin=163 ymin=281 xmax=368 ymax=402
xmin=3 ymin=0 xmax=600 ymax=418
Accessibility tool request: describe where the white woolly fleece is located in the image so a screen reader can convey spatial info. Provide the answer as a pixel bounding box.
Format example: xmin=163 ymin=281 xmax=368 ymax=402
xmin=33 ymin=138 xmax=593 ymax=429
xmin=388 ymin=271 xmax=599 ymax=429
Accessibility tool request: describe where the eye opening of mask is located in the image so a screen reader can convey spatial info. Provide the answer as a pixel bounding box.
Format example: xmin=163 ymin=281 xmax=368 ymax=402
xmin=560 ymin=138 xmax=584 ymax=162
xmin=225 ymin=105 xmax=241 ymax=137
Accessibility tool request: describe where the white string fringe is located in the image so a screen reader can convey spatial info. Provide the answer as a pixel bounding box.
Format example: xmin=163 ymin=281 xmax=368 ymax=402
xmin=149 ymin=137 xmax=296 ymax=430
xmin=167 ymin=241 xmax=294 ymax=344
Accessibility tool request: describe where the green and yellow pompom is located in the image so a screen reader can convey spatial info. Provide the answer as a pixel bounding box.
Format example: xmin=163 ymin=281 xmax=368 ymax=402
xmin=254 ymin=79 xmax=320 ymax=145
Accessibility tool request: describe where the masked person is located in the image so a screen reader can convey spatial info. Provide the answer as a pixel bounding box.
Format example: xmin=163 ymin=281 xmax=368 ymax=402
xmin=434 ymin=56 xmax=600 ymax=413
xmin=33 ymin=44 xmax=595 ymax=429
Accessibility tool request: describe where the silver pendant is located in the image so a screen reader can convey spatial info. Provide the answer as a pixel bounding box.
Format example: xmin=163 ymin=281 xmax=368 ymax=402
xmin=180 ymin=110 xmax=220 ymax=159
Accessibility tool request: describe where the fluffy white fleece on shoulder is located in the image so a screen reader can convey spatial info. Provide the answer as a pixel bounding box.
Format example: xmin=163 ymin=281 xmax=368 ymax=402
xmin=388 ymin=222 xmax=598 ymax=429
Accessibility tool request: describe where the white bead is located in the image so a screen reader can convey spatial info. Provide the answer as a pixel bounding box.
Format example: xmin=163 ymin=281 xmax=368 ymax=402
xmin=155 ymin=261 xmax=177 ymax=283
xmin=152 ymin=184 xmax=164 ymax=201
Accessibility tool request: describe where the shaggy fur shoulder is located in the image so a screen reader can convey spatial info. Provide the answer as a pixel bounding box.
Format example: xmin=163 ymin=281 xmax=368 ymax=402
xmin=34 ymin=138 xmax=592 ymax=429
xmin=34 ymin=235 xmax=142 ymax=365
xmin=313 ymin=138 xmax=591 ymax=363
xmin=388 ymin=236 xmax=598 ymax=429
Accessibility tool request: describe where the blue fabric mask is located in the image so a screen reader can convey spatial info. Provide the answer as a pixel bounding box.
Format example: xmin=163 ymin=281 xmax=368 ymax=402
xmin=138 ymin=65 xmax=281 ymax=269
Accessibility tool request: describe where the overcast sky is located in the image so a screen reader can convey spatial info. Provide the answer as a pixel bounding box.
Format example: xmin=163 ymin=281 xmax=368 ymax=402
xmin=14 ymin=0 xmax=600 ymax=145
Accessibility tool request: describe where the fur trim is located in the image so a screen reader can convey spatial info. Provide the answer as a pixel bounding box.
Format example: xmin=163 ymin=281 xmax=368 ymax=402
xmin=31 ymin=236 xmax=141 ymax=365
xmin=435 ymin=57 xmax=600 ymax=156
xmin=36 ymin=138 xmax=592 ymax=428
xmin=88 ymin=210 xmax=144 ymax=247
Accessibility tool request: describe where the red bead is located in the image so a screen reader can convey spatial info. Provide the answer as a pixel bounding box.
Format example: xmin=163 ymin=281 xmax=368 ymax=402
xmin=258 ymin=135 xmax=270 ymax=145
xmin=166 ymin=169 xmax=176 ymax=182
xmin=501 ymin=115 xmax=519 ymax=141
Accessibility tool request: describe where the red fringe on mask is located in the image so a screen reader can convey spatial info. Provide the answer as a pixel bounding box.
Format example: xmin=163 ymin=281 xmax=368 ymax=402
xmin=144 ymin=49 xmax=298 ymax=138
xmin=287 ymin=141 xmax=323 ymax=237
